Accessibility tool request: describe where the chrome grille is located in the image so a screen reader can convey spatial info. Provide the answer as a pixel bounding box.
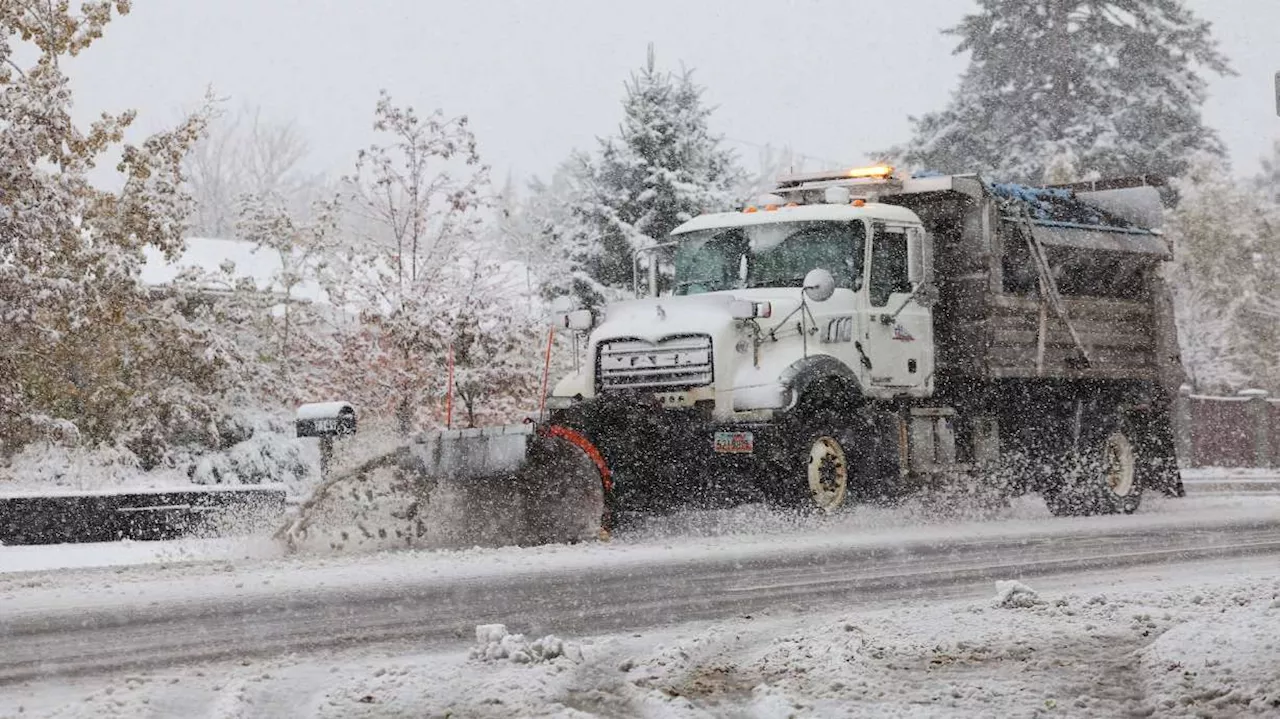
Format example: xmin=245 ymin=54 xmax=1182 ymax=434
xmin=597 ymin=335 xmax=713 ymax=391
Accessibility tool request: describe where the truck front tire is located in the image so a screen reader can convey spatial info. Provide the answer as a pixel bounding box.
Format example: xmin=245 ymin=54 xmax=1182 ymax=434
xmin=764 ymin=401 xmax=868 ymax=514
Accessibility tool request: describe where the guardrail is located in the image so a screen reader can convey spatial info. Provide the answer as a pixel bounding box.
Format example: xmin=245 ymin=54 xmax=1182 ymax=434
xmin=1181 ymin=476 xmax=1280 ymax=495
xmin=0 ymin=486 xmax=288 ymax=545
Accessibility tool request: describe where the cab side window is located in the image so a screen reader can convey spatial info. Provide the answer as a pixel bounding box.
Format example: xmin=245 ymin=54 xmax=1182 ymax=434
xmin=869 ymin=224 xmax=911 ymax=307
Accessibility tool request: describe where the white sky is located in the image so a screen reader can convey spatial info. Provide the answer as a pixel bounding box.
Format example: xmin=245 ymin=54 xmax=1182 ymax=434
xmin=66 ymin=0 xmax=1278 ymax=187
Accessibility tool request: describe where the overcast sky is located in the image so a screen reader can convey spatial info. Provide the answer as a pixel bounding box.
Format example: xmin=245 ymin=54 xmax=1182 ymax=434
xmin=66 ymin=0 xmax=1278 ymax=188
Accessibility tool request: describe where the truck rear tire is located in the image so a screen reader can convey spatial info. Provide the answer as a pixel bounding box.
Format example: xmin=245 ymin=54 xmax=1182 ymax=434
xmin=1043 ymin=422 xmax=1145 ymax=517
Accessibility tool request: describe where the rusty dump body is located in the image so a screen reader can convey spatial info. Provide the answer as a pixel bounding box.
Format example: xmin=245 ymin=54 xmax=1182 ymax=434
xmin=860 ymin=174 xmax=1185 ymax=501
xmin=879 ymin=174 xmax=1182 ymax=393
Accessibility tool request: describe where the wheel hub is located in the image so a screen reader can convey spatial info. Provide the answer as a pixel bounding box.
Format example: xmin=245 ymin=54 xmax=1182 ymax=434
xmin=807 ymin=436 xmax=848 ymax=512
xmin=1103 ymin=432 xmax=1136 ymax=497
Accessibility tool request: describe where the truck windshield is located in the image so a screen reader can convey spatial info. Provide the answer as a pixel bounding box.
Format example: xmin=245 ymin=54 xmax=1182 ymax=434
xmin=672 ymin=220 xmax=865 ymax=295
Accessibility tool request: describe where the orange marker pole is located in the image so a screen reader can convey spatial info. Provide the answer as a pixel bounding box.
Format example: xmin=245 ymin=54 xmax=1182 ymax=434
xmin=539 ymin=326 xmax=555 ymax=422
xmin=445 ymin=343 xmax=455 ymax=430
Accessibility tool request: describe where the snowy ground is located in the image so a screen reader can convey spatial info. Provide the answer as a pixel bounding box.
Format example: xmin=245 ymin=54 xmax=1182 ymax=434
xmin=1 ymin=556 xmax=1275 ymax=718
xmin=1 ymin=489 xmax=1277 ymax=717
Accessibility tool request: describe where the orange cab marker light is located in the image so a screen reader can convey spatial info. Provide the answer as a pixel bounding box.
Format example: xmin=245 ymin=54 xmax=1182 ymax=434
xmin=852 ymin=199 xmax=866 ymax=207
xmin=764 ymin=204 xmax=778 ymax=211
xmin=785 ymin=202 xmax=799 ymax=208
xmin=744 ymin=206 xmax=758 ymax=213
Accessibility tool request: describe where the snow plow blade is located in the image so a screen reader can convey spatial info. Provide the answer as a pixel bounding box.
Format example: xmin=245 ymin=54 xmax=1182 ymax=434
xmin=277 ymin=423 xmax=610 ymax=554
xmin=408 ymin=423 xmax=612 ymax=545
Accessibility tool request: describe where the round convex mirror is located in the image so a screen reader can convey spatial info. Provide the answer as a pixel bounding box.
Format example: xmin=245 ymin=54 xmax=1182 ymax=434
xmin=803 ymin=268 xmax=836 ymax=302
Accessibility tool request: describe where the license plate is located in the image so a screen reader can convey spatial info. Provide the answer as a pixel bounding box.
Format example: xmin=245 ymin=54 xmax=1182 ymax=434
xmin=314 ymin=418 xmax=338 ymax=432
xmin=713 ymin=430 xmax=754 ymax=454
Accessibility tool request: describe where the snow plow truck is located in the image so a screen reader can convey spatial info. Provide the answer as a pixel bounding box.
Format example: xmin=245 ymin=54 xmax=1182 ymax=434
xmin=288 ymin=166 xmax=1185 ymax=547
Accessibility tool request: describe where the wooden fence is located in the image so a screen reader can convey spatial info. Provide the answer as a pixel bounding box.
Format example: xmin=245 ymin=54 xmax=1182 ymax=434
xmin=1175 ymin=388 xmax=1280 ymax=468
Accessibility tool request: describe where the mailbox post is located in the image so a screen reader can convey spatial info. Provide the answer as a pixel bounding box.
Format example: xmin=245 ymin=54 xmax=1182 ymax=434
xmin=296 ymin=401 xmax=357 ymax=477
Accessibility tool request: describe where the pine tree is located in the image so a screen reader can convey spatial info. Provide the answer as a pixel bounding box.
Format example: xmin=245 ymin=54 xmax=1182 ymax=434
xmin=573 ymin=47 xmax=742 ymax=305
xmin=889 ymin=0 xmax=1233 ymax=183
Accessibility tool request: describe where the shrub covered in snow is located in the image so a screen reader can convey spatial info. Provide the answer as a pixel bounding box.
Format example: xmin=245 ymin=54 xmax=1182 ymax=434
xmin=188 ymin=421 xmax=312 ymax=492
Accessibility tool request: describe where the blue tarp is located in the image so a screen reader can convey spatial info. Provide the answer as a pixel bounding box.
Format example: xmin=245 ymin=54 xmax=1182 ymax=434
xmin=986 ymin=181 xmax=1146 ymax=232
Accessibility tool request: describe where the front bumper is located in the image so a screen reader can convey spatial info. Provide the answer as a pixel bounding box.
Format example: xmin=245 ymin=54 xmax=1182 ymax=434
xmin=552 ymin=399 xmax=783 ymax=512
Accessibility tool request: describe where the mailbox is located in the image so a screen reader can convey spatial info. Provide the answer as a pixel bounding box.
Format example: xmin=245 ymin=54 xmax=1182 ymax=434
xmin=295 ymin=401 xmax=357 ymax=438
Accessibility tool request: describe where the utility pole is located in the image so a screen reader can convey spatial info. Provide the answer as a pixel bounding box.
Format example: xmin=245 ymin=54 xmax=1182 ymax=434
xmin=1275 ymin=71 xmax=1279 ymax=116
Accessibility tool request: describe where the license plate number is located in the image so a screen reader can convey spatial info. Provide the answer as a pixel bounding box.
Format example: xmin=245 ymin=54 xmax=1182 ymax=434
xmin=713 ymin=431 xmax=753 ymax=454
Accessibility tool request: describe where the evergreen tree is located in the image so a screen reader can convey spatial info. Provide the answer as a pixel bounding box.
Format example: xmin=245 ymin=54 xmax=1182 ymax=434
xmin=889 ymin=0 xmax=1233 ymax=183
xmin=573 ymin=47 xmax=742 ymax=304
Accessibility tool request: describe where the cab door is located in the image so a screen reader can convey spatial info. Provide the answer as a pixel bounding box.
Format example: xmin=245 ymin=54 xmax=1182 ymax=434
xmin=861 ymin=223 xmax=934 ymax=396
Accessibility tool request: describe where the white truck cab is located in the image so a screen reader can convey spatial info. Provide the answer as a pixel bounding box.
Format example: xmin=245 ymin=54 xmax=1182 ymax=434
xmin=550 ymin=166 xmax=937 ymax=423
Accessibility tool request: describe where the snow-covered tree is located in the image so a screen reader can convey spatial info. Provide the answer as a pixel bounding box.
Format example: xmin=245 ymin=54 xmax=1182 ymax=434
xmin=447 ymin=259 xmax=548 ymax=428
xmin=0 ymin=2 xmax=245 ymax=463
xmin=888 ymin=0 xmax=1233 ymax=183
xmin=233 ymin=192 xmax=342 ymax=400
xmin=572 ymin=47 xmax=742 ymax=305
xmin=1254 ymin=138 xmax=1280 ymax=205
xmin=1165 ymin=153 xmax=1280 ymax=391
xmin=185 ymin=104 xmax=327 ymax=236
xmin=740 ymin=144 xmax=814 ymax=204
xmin=336 ymin=91 xmax=491 ymax=433
xmin=499 ymin=161 xmax=593 ymax=303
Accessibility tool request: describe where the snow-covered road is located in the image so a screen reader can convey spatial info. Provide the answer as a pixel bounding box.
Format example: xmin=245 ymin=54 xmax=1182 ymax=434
xmin=2 ymin=496 xmax=1278 ymax=691
xmin=3 ymin=555 xmax=1278 ymax=717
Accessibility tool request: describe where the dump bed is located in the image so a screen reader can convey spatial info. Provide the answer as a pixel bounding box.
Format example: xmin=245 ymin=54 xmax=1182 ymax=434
xmin=881 ymin=175 xmax=1183 ymax=393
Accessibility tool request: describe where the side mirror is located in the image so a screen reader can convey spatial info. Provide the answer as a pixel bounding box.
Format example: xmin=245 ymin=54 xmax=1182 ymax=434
xmin=556 ymin=309 xmax=594 ymax=333
xmin=296 ymin=401 xmax=357 ymax=437
xmin=803 ymin=268 xmax=836 ymax=303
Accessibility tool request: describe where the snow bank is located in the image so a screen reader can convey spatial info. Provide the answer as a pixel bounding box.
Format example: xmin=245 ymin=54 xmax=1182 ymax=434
xmin=0 ymin=412 xmax=317 ymax=499
xmin=1139 ymin=592 xmax=1280 ymax=716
